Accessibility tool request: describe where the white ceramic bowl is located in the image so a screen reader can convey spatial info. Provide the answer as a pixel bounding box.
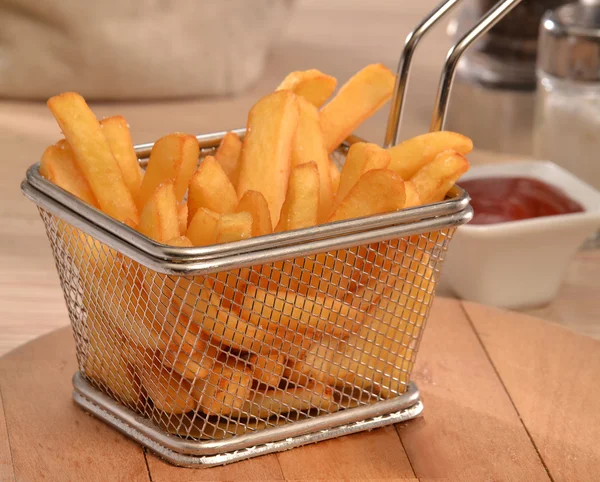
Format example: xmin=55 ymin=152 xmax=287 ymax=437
xmin=441 ymin=160 xmax=600 ymax=309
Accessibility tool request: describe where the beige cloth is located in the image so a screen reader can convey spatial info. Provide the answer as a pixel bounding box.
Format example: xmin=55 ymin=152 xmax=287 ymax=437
xmin=0 ymin=0 xmax=293 ymax=100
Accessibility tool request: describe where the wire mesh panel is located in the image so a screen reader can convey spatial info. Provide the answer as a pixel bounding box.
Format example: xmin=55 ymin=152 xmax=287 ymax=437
xmin=39 ymin=207 xmax=454 ymax=441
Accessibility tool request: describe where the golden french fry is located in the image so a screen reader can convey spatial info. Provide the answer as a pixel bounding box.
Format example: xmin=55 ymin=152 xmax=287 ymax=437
xmin=192 ymin=358 xmax=253 ymax=416
xmin=291 ymin=97 xmax=333 ymax=220
xmin=335 ymin=142 xmax=391 ymax=206
xmin=161 ymin=322 xmax=217 ymax=380
xmin=238 ymin=382 xmax=337 ymax=418
xmin=138 ymin=133 xmax=199 ymax=209
xmin=284 ymin=335 xmax=342 ymax=386
xmin=187 ymin=207 xmax=220 ymax=246
xmin=215 ymin=131 xmax=242 ymax=183
xmin=188 ymin=155 xmax=238 ymax=222
xmin=320 ymin=64 xmax=395 ymax=153
xmin=275 ymin=161 xmax=320 ymax=232
xmin=250 ymin=350 xmax=287 ymax=388
xmin=167 ymin=235 xmax=193 ymax=247
xmin=123 ymin=218 xmax=138 ymax=229
xmin=39 ymin=141 xmax=98 ymax=206
xmin=47 ymin=92 xmax=139 ymax=223
xmin=411 ymin=150 xmax=470 ymax=204
xmin=276 ymin=69 xmax=337 ymax=108
xmin=329 ymin=157 xmax=341 ymax=196
xmin=171 ymin=283 xmax=313 ymax=356
xmin=286 ymin=312 xmax=411 ymax=397
xmin=138 ymin=182 xmax=180 ymax=243
xmin=84 ymin=304 xmax=140 ymax=406
xmin=177 ymin=202 xmax=188 ymax=235
xmin=236 ymin=190 xmax=273 ymax=237
xmin=215 ymin=211 xmax=253 ymax=244
xmin=328 ymin=328 xmax=410 ymax=395
xmin=387 ymin=131 xmax=473 ymax=180
xmin=237 ymin=90 xmax=300 ymax=226
xmin=403 ymin=181 xmax=421 ymax=208
xmin=141 ymin=359 xmax=198 ymax=414
xmin=242 ymin=286 xmax=364 ymax=339
xmin=100 ymin=116 xmax=143 ymax=200
xmin=80 ymin=244 xmax=166 ymax=361
xmin=188 ymin=288 xmax=269 ymax=353
xmin=84 ymin=344 xmax=139 ymax=406
xmin=328 ymin=169 xmax=406 ymax=223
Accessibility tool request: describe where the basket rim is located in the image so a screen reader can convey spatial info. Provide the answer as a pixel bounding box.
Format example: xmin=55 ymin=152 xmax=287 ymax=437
xmin=21 ymin=131 xmax=472 ymax=275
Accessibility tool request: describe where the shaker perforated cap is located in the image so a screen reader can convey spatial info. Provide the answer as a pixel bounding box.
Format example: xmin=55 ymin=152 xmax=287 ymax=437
xmin=538 ymin=2 xmax=600 ymax=81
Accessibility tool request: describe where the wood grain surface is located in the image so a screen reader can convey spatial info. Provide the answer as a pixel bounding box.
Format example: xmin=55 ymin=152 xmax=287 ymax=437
xmin=397 ymin=300 xmax=550 ymax=481
xmin=0 ymin=298 xmax=598 ymax=481
xmin=465 ymin=302 xmax=600 ymax=482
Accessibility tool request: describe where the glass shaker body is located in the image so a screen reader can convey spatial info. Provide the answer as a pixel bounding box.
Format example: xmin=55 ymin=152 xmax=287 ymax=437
xmin=533 ymin=73 xmax=600 ymax=191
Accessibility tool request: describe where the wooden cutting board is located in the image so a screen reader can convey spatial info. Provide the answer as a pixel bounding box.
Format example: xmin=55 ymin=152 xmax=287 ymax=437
xmin=0 ymin=298 xmax=598 ymax=482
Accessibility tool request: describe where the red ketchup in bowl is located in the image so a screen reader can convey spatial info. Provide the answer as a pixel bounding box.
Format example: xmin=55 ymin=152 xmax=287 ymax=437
xmin=460 ymin=176 xmax=585 ymax=225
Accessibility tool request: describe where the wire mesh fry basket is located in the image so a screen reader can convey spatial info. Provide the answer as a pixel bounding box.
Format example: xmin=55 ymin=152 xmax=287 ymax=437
xmin=20 ymin=0 xmax=521 ymax=467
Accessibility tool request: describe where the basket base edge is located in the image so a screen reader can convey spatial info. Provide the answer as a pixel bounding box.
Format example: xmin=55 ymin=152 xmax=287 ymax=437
xmin=72 ymin=372 xmax=424 ymax=468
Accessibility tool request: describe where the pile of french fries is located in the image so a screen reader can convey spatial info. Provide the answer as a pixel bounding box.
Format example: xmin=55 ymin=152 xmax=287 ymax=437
xmin=39 ymin=64 xmax=472 ymax=432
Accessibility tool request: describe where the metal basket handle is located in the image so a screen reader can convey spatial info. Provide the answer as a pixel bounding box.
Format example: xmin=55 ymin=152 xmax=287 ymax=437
xmin=384 ymin=0 xmax=523 ymax=147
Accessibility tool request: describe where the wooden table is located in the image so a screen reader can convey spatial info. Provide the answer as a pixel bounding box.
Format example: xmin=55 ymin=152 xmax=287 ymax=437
xmin=0 ymin=298 xmax=598 ymax=481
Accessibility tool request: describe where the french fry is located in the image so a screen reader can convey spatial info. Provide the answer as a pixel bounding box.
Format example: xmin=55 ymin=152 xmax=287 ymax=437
xmin=188 ymin=155 xmax=238 ymax=221
xmin=328 ymin=328 xmax=411 ymax=395
xmin=242 ymin=286 xmax=364 ymax=339
xmin=387 ymin=131 xmax=473 ymax=180
xmin=335 ymin=142 xmax=391 ymax=206
xmin=177 ymin=202 xmax=188 ymax=235
xmin=215 ymin=131 xmax=243 ymax=183
xmin=192 ymin=358 xmax=253 ymax=416
xmin=161 ymin=321 xmax=217 ymax=380
xmin=250 ymin=350 xmax=287 ymax=388
xmin=39 ymin=141 xmax=98 ymax=206
xmin=291 ymin=97 xmax=333 ymax=220
xmin=411 ymin=150 xmax=469 ymax=204
xmin=215 ymin=211 xmax=253 ymax=244
xmin=320 ymin=64 xmax=395 ymax=153
xmin=236 ymin=190 xmax=273 ymax=237
xmin=40 ymin=71 xmax=475 ymax=421
xmin=284 ymin=335 xmax=342 ymax=386
xmin=188 ymin=287 xmax=275 ymax=353
xmin=123 ymin=218 xmax=138 ymax=229
xmin=286 ymin=314 xmax=411 ymax=397
xmin=100 ymin=116 xmax=143 ymax=200
xmin=84 ymin=303 xmax=140 ymax=406
xmin=329 ymin=157 xmax=341 ymax=197
xmin=138 ymin=133 xmax=199 ymax=209
xmin=141 ymin=359 xmax=198 ymax=414
xmin=328 ymin=169 xmax=406 ymax=223
xmin=82 ymin=245 xmax=167 ymax=360
xmin=275 ymin=161 xmax=320 ymax=232
xmin=403 ymin=181 xmax=421 ymax=208
xmin=237 ymin=90 xmax=300 ymax=226
xmin=238 ymin=382 xmax=337 ymax=418
xmin=276 ymin=69 xmax=337 ymax=108
xmin=171 ymin=284 xmax=313 ymax=355
xmin=47 ymin=92 xmax=139 ymax=223
xmin=138 ymin=182 xmax=180 ymax=243
xmin=187 ymin=207 xmax=220 ymax=246
xmin=167 ymin=235 xmax=193 ymax=247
